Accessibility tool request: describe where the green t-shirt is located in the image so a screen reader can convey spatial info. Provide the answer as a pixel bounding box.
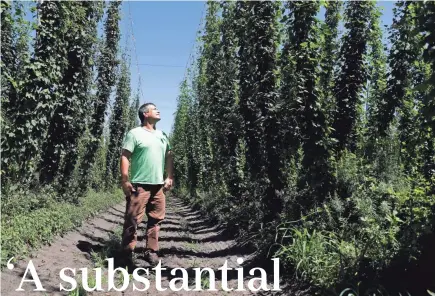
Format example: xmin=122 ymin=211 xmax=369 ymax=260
xmin=122 ymin=127 xmax=171 ymax=185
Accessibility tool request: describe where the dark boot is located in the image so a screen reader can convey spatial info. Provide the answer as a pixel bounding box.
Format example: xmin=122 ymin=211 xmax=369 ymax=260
xmin=117 ymin=249 xmax=135 ymax=272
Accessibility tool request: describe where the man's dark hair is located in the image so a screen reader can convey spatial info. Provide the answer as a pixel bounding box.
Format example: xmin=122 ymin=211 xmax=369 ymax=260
xmin=138 ymin=103 xmax=156 ymax=124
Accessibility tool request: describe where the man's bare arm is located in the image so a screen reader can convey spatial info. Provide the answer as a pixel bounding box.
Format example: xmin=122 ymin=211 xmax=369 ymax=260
xmin=164 ymin=150 xmax=174 ymax=191
xmin=120 ymin=149 xmax=132 ymax=182
xmin=165 ymin=150 xmax=174 ymax=179
xmin=120 ymin=149 xmax=135 ymax=194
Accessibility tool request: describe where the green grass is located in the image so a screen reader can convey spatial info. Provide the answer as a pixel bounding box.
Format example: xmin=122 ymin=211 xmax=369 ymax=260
xmin=90 ymin=226 xmax=123 ymax=268
xmin=1 ymin=189 xmax=124 ymax=268
xmin=184 ymin=240 xmax=200 ymax=252
xmin=67 ymin=274 xmax=100 ymax=296
xmin=274 ymin=227 xmax=341 ymax=288
xmin=67 ymin=285 xmax=88 ymax=296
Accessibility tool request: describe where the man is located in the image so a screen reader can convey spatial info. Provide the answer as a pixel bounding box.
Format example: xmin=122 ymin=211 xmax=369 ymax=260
xmin=119 ymin=102 xmax=174 ymax=267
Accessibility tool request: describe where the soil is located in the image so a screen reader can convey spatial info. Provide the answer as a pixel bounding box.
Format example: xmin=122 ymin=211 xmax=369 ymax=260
xmin=1 ymin=195 xmax=292 ymax=296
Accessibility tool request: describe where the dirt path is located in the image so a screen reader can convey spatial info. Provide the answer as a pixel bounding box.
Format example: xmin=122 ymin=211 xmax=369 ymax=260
xmin=1 ymin=195 xmax=284 ymax=296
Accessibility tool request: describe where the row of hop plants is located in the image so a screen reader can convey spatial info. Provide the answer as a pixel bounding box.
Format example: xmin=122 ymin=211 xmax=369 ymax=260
xmin=170 ymin=1 xmax=435 ymax=294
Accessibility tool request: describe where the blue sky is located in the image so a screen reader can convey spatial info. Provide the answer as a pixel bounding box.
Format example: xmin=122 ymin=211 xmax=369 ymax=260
xmin=120 ymin=1 xmax=205 ymax=135
xmin=121 ymin=1 xmax=395 ymax=136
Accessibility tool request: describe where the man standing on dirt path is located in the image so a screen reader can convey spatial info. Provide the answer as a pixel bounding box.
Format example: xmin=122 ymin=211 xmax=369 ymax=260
xmin=119 ymin=102 xmax=174 ymax=268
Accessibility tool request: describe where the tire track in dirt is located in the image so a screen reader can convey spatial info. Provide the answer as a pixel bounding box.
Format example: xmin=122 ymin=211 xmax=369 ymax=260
xmin=1 ymin=196 xmax=283 ymax=296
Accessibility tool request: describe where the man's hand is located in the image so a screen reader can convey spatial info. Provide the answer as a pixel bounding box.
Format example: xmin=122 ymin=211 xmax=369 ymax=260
xmin=163 ymin=177 xmax=173 ymax=191
xmin=122 ymin=181 xmax=136 ymax=196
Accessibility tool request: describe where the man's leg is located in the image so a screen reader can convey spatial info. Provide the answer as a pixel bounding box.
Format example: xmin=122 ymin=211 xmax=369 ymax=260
xmin=144 ymin=185 xmax=166 ymax=262
xmin=121 ymin=186 xmax=150 ymax=252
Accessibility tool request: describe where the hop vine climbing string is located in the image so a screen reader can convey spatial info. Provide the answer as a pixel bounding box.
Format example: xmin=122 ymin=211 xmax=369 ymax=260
xmin=128 ymin=1 xmax=144 ymax=100
xmin=182 ymin=1 xmax=206 ymax=86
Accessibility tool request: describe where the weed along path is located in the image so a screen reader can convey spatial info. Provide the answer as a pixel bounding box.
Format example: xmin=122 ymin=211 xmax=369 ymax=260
xmin=1 ymin=195 xmax=283 ymax=296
